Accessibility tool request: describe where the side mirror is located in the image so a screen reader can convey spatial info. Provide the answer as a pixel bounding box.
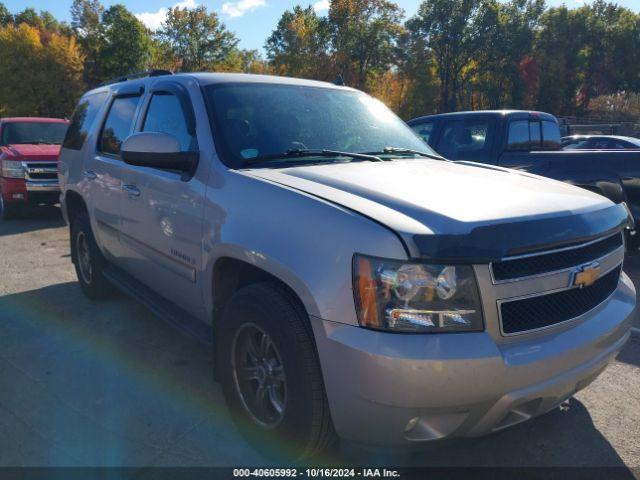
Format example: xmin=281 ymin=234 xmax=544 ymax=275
xmin=121 ymin=132 xmax=198 ymax=172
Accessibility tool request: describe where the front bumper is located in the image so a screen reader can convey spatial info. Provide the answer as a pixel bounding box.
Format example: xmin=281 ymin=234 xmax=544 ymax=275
xmin=1 ymin=177 xmax=60 ymax=204
xmin=311 ymin=273 xmax=635 ymax=446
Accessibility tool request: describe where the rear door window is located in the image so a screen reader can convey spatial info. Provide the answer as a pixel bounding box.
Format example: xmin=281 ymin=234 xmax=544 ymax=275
xmin=99 ymin=95 xmax=142 ymax=157
xmin=507 ymin=120 xmax=530 ymax=150
xmin=63 ymin=92 xmax=108 ymax=150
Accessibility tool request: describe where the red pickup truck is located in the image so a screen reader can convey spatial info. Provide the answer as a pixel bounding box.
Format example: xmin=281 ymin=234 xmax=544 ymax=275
xmin=0 ymin=117 xmax=69 ymax=219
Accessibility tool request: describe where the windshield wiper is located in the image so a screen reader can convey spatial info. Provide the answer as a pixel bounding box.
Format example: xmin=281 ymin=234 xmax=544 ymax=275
xmin=362 ymin=147 xmax=446 ymax=161
xmin=243 ymin=149 xmax=383 ymax=167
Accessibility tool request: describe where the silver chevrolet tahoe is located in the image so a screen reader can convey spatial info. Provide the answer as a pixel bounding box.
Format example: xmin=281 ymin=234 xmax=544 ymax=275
xmin=58 ymin=72 xmax=636 ymax=459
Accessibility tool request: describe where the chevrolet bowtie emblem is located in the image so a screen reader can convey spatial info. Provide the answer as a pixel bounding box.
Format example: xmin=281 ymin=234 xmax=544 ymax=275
xmin=572 ymin=262 xmax=601 ymax=288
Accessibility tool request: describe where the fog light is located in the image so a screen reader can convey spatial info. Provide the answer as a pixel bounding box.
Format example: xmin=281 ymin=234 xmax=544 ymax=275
xmin=12 ymin=193 xmax=24 ymax=199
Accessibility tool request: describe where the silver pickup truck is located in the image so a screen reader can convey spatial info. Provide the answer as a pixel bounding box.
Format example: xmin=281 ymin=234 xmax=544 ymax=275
xmin=58 ymin=72 xmax=635 ymax=459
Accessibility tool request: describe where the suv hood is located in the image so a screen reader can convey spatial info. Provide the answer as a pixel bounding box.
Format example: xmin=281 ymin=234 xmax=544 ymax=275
xmin=3 ymin=144 xmax=61 ymax=159
xmin=245 ymin=159 xmax=625 ymax=259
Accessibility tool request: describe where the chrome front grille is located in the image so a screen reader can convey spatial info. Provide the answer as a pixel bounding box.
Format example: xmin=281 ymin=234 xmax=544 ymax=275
xmin=23 ymin=162 xmax=58 ymax=181
xmin=485 ymin=232 xmax=625 ymax=336
xmin=491 ymin=233 xmax=623 ymax=283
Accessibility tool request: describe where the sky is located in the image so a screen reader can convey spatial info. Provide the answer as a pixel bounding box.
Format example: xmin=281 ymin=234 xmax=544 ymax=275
xmin=4 ymin=0 xmax=640 ymax=51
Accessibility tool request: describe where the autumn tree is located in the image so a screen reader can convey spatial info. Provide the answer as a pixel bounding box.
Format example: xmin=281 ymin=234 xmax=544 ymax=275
xmin=71 ymin=0 xmax=104 ymax=86
xmin=265 ymin=6 xmax=330 ymax=79
xmin=158 ymin=5 xmax=238 ymax=71
xmin=0 ymin=23 xmax=83 ymax=117
xmin=407 ymin=0 xmax=490 ymax=111
xmin=329 ymin=0 xmax=404 ymax=89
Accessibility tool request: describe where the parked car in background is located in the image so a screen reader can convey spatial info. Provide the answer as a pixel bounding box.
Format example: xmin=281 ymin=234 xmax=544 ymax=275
xmin=408 ymin=111 xmax=640 ymax=243
xmin=58 ymin=73 xmax=635 ymax=459
xmin=562 ymin=135 xmax=640 ymax=150
xmin=0 ymin=117 xmax=69 ymax=219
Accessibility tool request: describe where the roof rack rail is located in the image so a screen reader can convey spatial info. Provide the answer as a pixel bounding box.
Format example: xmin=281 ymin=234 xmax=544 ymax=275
xmin=100 ymin=69 xmax=173 ymax=87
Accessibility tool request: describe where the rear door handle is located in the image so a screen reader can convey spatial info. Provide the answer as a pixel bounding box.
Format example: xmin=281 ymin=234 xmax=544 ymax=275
xmin=83 ymin=170 xmax=97 ymax=180
xmin=122 ymin=184 xmax=141 ymax=198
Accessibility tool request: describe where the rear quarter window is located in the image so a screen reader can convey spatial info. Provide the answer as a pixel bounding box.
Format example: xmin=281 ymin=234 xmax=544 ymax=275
xmin=62 ymin=92 xmax=108 ymax=151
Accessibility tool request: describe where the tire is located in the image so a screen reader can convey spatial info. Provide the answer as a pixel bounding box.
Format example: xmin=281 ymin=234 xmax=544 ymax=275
xmin=0 ymin=196 xmax=21 ymax=220
xmin=218 ymin=283 xmax=337 ymax=460
xmin=71 ymin=212 xmax=112 ymax=299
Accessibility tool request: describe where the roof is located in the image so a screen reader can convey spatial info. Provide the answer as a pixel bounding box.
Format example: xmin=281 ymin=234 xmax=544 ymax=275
xmin=408 ymin=110 xmax=558 ymax=124
xmin=83 ymin=72 xmax=355 ymax=97
xmin=1 ymin=117 xmax=68 ymax=124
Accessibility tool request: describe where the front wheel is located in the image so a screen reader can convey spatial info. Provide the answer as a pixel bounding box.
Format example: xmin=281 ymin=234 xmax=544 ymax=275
xmin=71 ymin=212 xmax=112 ymax=299
xmin=218 ymin=283 xmax=337 ymax=460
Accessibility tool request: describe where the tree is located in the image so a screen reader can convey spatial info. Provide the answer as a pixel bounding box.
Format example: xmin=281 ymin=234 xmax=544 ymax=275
xmin=99 ymin=5 xmax=152 ymax=80
xmin=158 ymin=5 xmax=239 ymax=71
xmin=0 ymin=3 xmax=11 ymax=26
xmin=265 ymin=6 xmax=330 ymax=79
xmin=407 ymin=0 xmax=488 ymax=111
xmin=329 ymin=0 xmax=404 ymax=89
xmin=0 ymin=23 xmax=84 ymax=117
xmin=71 ymin=0 xmax=104 ymax=86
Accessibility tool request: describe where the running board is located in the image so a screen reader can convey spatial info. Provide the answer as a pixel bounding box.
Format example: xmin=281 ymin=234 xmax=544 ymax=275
xmin=103 ymin=265 xmax=212 ymax=346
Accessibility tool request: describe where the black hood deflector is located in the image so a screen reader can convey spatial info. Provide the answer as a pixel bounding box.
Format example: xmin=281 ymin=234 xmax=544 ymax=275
xmin=413 ymin=203 xmax=630 ymax=263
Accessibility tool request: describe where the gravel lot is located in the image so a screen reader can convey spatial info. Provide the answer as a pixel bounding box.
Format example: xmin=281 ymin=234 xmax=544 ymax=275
xmin=0 ymin=206 xmax=639 ymax=471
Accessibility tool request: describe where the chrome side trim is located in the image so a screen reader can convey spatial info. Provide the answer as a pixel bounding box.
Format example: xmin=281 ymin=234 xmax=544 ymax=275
xmin=497 ymin=262 xmax=622 ymax=337
xmin=490 ymin=233 xmax=623 ymax=285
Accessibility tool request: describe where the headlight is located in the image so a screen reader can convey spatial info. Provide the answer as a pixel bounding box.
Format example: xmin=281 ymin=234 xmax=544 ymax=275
xmin=353 ymin=254 xmax=483 ymax=333
xmin=1 ymin=160 xmax=24 ymax=178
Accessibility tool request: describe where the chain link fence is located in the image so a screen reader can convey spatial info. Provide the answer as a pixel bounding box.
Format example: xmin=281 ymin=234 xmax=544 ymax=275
xmin=558 ymin=117 xmax=640 ymax=138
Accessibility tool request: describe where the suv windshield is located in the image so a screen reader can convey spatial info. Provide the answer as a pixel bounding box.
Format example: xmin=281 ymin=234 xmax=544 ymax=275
xmin=203 ymin=83 xmax=435 ymax=168
xmin=1 ymin=122 xmax=68 ymax=146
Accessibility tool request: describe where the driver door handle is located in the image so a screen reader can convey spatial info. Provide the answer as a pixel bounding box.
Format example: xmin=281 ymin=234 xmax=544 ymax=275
xmin=83 ymin=170 xmax=97 ymax=181
xmin=122 ymin=184 xmax=141 ymax=198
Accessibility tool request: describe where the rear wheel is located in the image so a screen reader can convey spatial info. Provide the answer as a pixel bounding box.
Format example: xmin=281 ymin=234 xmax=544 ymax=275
xmin=71 ymin=212 xmax=112 ymax=299
xmin=218 ymin=283 xmax=337 ymax=460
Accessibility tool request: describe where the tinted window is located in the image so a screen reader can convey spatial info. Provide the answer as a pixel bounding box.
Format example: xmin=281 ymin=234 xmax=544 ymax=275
xmin=563 ymin=138 xmax=591 ymax=150
xmin=63 ymin=92 xmax=108 ymax=150
xmin=1 ymin=122 xmax=68 ymax=146
xmin=530 ymin=121 xmax=541 ymax=147
xmin=99 ymin=96 xmax=141 ymax=156
xmin=436 ymin=119 xmax=491 ymax=160
xmin=142 ymin=93 xmax=193 ymax=151
xmin=203 ymin=84 xmax=435 ymax=168
xmin=542 ymin=121 xmax=561 ymax=149
xmin=507 ymin=120 xmax=531 ymax=150
xmin=410 ymin=122 xmax=434 ymax=144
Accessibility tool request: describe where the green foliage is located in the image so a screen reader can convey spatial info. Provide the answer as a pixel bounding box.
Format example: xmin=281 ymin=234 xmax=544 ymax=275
xmin=99 ymin=4 xmax=152 ymax=80
xmin=0 ymin=3 xmax=11 ymax=26
xmin=329 ymin=0 xmax=404 ymax=89
xmin=265 ymin=6 xmax=331 ymax=79
xmin=70 ymin=0 xmax=104 ymax=86
xmin=158 ymin=5 xmax=239 ymax=71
